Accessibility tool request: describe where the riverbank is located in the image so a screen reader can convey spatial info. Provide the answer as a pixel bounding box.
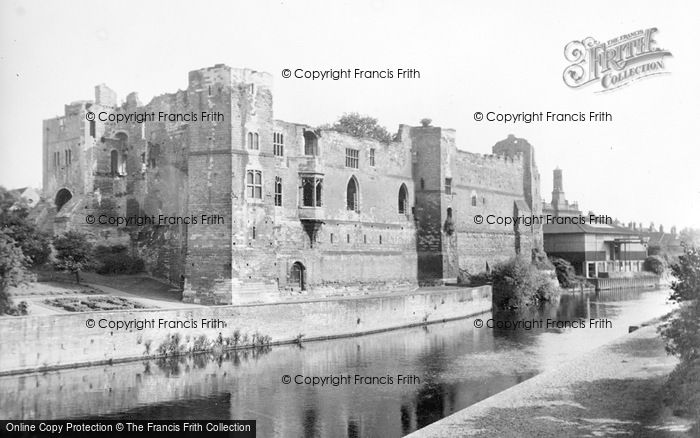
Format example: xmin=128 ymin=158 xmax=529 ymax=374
xmin=0 ymin=285 xmax=491 ymax=375
xmin=407 ymin=322 xmax=694 ymax=437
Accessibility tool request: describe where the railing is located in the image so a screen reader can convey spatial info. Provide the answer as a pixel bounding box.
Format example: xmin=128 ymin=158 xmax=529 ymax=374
xmin=593 ymin=275 xmax=660 ymax=291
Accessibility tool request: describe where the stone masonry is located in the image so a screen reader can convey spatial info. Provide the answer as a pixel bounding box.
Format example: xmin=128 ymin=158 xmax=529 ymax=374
xmin=40 ymin=64 xmax=543 ymax=304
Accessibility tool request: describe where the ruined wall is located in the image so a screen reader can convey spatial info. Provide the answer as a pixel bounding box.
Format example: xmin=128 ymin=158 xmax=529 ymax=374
xmin=449 ymin=149 xmax=530 ymax=273
xmin=41 ymin=65 xmax=544 ymax=304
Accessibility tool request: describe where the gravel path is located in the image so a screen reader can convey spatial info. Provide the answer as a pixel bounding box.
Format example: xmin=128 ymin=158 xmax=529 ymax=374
xmin=407 ymin=324 xmax=695 ymax=437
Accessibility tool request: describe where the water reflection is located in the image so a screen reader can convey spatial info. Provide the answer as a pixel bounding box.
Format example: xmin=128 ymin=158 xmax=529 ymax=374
xmin=0 ymin=289 xmax=673 ymax=437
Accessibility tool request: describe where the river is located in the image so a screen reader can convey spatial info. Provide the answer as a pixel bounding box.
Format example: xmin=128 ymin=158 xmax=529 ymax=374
xmin=0 ymin=288 xmax=674 ymax=437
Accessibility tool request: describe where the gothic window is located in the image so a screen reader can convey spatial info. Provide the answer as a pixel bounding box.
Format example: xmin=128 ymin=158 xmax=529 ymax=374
xmin=369 ymin=148 xmax=375 ymax=166
xmin=274 ymin=176 xmax=283 ymax=206
xmin=315 ymin=179 xmax=323 ymax=206
xmin=471 ymin=191 xmax=478 ymax=206
xmin=398 ymin=184 xmax=408 ymax=214
xmin=110 ymin=150 xmax=118 ymax=175
xmin=246 ymin=170 xmax=262 ymax=199
xmin=248 ymin=132 xmax=259 ymax=150
xmin=301 ymin=176 xmax=323 ymax=207
xmin=345 ymin=148 xmax=359 ymax=168
xmin=273 ymin=132 xmax=284 ymax=156
xmin=304 ymin=131 xmax=318 ymax=156
xmin=302 ymin=178 xmax=314 ymax=207
xmin=346 ymin=176 xmax=359 ymax=212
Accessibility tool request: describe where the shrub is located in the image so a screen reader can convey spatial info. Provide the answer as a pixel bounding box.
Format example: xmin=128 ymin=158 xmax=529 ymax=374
xmin=469 ymin=271 xmax=493 ymax=286
xmin=660 ymin=245 xmax=700 ymax=429
xmin=664 ymin=358 xmax=700 ymax=421
xmin=550 ymin=257 xmax=577 ymax=288
xmin=532 ymin=248 xmax=554 ymax=270
xmin=491 ymin=256 xmax=559 ymax=309
xmin=643 ymin=255 xmax=666 ymax=275
xmin=0 ymin=187 xmax=52 ymax=267
xmin=0 ymin=230 xmax=34 ymax=315
xmin=52 ymin=231 xmax=94 ymax=283
xmin=95 ymin=245 xmax=145 ymax=274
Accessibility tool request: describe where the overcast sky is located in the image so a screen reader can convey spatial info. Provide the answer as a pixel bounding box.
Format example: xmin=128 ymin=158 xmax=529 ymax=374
xmin=1 ymin=0 xmax=698 ymax=229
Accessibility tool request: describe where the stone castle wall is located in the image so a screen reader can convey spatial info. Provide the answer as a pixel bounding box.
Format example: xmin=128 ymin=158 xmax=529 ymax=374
xmin=40 ymin=65 xmax=543 ymax=304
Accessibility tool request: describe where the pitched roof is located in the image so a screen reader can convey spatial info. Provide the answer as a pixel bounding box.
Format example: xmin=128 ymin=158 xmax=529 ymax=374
xmin=544 ymin=222 xmax=641 ymax=235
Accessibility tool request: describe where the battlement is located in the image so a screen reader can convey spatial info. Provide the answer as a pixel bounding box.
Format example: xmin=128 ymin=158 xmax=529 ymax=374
xmin=188 ymin=64 xmax=273 ymax=91
xmin=455 ymin=148 xmax=523 ymax=166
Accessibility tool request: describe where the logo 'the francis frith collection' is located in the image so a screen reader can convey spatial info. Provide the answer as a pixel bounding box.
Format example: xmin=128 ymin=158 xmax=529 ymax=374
xmin=563 ymin=28 xmax=672 ymax=92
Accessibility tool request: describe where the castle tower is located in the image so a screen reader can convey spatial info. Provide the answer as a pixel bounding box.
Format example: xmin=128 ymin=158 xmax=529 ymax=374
xmin=182 ymin=65 xmax=274 ymax=304
xmin=409 ymin=124 xmax=459 ymax=281
xmin=492 ymin=134 xmax=544 ymax=254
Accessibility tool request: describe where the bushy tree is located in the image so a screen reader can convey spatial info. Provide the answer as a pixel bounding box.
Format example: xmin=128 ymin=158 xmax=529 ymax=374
xmin=0 ymin=187 xmax=51 ymax=267
xmin=660 ymin=245 xmax=700 ymax=426
xmin=643 ymin=255 xmax=666 ymax=275
xmin=323 ymin=113 xmax=394 ymax=144
xmin=94 ymin=244 xmax=145 ymax=274
xmin=491 ymin=256 xmax=559 ymax=308
xmin=550 ymin=256 xmax=577 ymax=287
xmin=53 ymin=231 xmax=95 ymax=283
xmin=668 ymin=246 xmax=700 ymax=303
xmin=0 ymin=230 xmax=33 ymax=315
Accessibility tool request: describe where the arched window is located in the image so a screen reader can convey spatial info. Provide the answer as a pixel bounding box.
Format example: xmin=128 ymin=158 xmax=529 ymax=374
xmin=248 ymin=132 xmax=254 ymax=149
xmin=246 ymin=170 xmax=262 ymax=198
xmin=471 ymin=190 xmax=478 ymax=206
xmin=398 ymin=184 xmax=408 ymax=214
xmin=274 ymin=176 xmax=283 ymax=206
xmin=315 ymin=179 xmax=323 ymax=207
xmin=110 ymin=150 xmax=119 ymax=175
xmin=254 ymin=133 xmax=259 ymax=149
xmin=55 ymin=188 xmax=72 ymax=212
xmin=346 ymin=176 xmax=359 ymax=212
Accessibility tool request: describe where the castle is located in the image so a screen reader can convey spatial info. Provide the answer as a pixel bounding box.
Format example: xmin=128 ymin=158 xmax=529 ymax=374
xmin=40 ymin=64 xmax=543 ymax=304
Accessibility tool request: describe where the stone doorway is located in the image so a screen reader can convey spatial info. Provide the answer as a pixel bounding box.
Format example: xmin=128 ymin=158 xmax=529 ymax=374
xmin=290 ymin=262 xmax=306 ymax=291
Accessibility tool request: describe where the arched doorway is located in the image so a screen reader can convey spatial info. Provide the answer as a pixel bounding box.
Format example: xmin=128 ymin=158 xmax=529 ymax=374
xmin=346 ymin=176 xmax=359 ymax=212
xmin=290 ymin=262 xmax=306 ymax=291
xmin=55 ymin=188 xmax=72 ymax=212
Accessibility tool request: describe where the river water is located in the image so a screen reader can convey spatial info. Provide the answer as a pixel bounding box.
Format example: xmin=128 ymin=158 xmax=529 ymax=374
xmin=0 ymin=288 xmax=674 ymax=437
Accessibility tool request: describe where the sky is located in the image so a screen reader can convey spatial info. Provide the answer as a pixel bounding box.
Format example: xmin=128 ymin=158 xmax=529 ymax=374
xmin=1 ymin=0 xmax=699 ymax=229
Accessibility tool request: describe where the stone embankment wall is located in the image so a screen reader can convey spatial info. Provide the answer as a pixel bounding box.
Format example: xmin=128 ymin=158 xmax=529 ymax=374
xmin=0 ymin=286 xmax=491 ymax=375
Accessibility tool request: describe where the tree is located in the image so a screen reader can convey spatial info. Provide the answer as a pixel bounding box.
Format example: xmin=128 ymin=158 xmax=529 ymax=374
xmin=53 ymin=231 xmax=95 ymax=283
xmin=668 ymin=245 xmax=700 ymax=303
xmin=0 ymin=230 xmax=33 ymax=315
xmin=323 ymin=113 xmax=394 ymax=144
xmin=643 ymin=255 xmax=666 ymax=275
xmin=0 ymin=186 xmax=51 ymax=267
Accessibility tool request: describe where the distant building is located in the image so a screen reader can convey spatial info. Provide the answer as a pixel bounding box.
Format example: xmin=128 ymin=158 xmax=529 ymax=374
xmin=542 ymin=168 xmax=581 ymax=218
xmin=544 ymin=222 xmax=647 ymax=278
xmin=634 ymin=225 xmax=683 ymax=258
xmin=9 ymin=187 xmax=41 ymax=209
